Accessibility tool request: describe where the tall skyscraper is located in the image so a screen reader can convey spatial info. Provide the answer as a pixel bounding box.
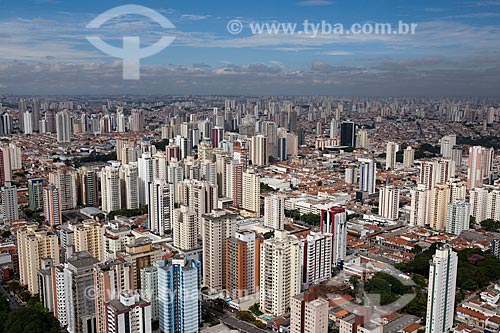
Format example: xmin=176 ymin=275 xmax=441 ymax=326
xmin=418 ymin=159 xmax=455 ymax=190
xmin=56 ymin=111 xmax=71 ymax=143
xmin=340 ymin=121 xmax=356 ymax=147
xmin=65 ymin=252 xmax=99 ymax=333
xmin=74 ymin=220 xmax=105 ymax=261
xmin=1 ymin=183 xmax=19 ymax=221
xmin=410 ymin=184 xmax=431 ymax=227
xmin=202 ymin=210 xmax=237 ymax=293
xmin=101 ymin=162 xmax=122 ymax=213
xmin=158 ymin=256 xmax=201 ymax=333
xmin=469 ymin=186 xmax=500 ymax=223
xmin=23 ymin=111 xmax=33 ymax=134
xmin=429 ymin=183 xmax=451 ymax=231
xmin=330 ymin=119 xmax=339 ymax=139
xmin=226 ymin=230 xmax=258 ymax=299
xmin=18 ymin=224 xmax=60 ymax=294
xmin=355 ymin=128 xmax=368 ymax=148
xmin=378 ymin=185 xmax=400 ymax=220
xmin=120 ymin=162 xmax=139 ymax=209
xmin=33 ymin=98 xmax=40 ymax=132
xmin=446 ymin=201 xmax=471 ymax=235
xmin=425 ymin=245 xmax=458 ymax=333
xmin=263 ymin=193 xmax=286 ymax=230
xmin=290 ymin=287 xmax=329 ymax=333
xmin=28 ymin=178 xmax=44 ymax=211
xmin=78 ymin=167 xmax=98 ymax=207
xmin=250 ymin=135 xmax=268 ymax=166
xmin=301 ymin=232 xmax=332 ymax=288
xmin=49 ymin=166 xmax=78 ymax=210
xmin=467 ymin=146 xmax=494 ymax=189
xmin=141 ymin=266 xmax=159 ymax=321
xmin=242 ymin=168 xmax=260 ymax=216
xmin=260 ymin=230 xmax=301 ymax=317
xmin=43 ymin=184 xmax=62 ymax=228
xmin=94 ymin=259 xmax=135 ymax=333
xmin=359 ymin=159 xmax=377 ymax=195
xmin=440 ymin=134 xmax=456 ymax=159
xmin=148 ymin=180 xmax=174 ymax=236
xmin=172 ymin=206 xmax=198 ymax=251
xmin=403 ymin=146 xmax=415 ymax=168
xmin=385 ymin=142 xmax=398 ymax=170
xmin=225 ymin=160 xmax=243 ymax=207
xmin=320 ymin=207 xmax=347 ymax=266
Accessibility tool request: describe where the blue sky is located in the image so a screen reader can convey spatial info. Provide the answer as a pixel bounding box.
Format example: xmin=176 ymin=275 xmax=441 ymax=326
xmin=0 ymin=0 xmax=499 ymax=95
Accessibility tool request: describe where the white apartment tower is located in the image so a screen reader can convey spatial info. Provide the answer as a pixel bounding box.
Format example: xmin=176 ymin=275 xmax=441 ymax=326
xmin=260 ymin=230 xmax=301 ymax=317
xmin=378 ymin=185 xmax=400 ymax=221
xmin=425 ymin=245 xmax=458 ymax=333
xmin=264 ymin=193 xmax=286 ymax=230
xmin=101 ymin=162 xmax=122 ymax=213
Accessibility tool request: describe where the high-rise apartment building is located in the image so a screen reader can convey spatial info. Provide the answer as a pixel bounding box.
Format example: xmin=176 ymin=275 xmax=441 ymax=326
xmin=1 ymin=183 xmax=18 ymax=221
xmin=101 ymin=162 xmax=122 ymax=213
xmin=440 ymin=134 xmax=456 ymax=159
xmin=120 ymin=162 xmax=139 ymax=209
xmin=105 ymin=291 xmax=152 ymax=333
xmin=173 ymin=206 xmax=198 ymax=251
xmin=250 ymin=135 xmax=268 ymax=166
xmin=49 ymin=166 xmax=78 ymax=210
xmin=225 ymin=230 xmax=257 ymax=299
xmin=65 ymin=252 xmax=99 ymax=333
xmin=359 ymin=159 xmax=376 ymax=195
xmin=378 ymin=185 xmax=400 ymax=221
xmin=260 ymin=230 xmax=301 ymax=317
xmin=158 ymin=256 xmax=201 ymax=333
xmin=301 ymin=232 xmax=332 ymax=288
xmin=290 ymin=287 xmax=329 ymax=333
xmin=28 ymin=178 xmax=44 ymax=211
xmin=385 ymin=142 xmax=398 ymax=170
xmin=94 ymin=259 xmax=135 ymax=333
xmin=403 ymin=146 xmax=415 ymax=168
xmin=43 ymin=184 xmax=62 ymax=228
xmin=202 ymin=210 xmax=237 ymax=293
xmin=446 ymin=201 xmax=471 ymax=235
xmin=56 ymin=111 xmax=71 ymax=143
xmin=425 ymin=245 xmax=458 ymax=333
xmin=263 ymin=193 xmax=286 ymax=230
xmin=18 ymin=224 xmax=60 ymax=294
xmin=242 ymin=168 xmax=260 ymax=215
xmin=74 ymin=220 xmax=105 ymax=261
xmin=148 ymin=179 xmax=174 ymax=236
xmin=320 ymin=207 xmax=347 ymax=266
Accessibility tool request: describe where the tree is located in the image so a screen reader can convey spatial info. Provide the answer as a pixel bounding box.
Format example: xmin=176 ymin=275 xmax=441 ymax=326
xmin=236 ymin=311 xmax=256 ymax=323
xmin=3 ymin=306 xmax=60 ymax=333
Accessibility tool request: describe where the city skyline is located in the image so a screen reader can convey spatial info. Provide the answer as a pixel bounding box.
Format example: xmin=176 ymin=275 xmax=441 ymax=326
xmin=0 ymin=0 xmax=499 ymax=96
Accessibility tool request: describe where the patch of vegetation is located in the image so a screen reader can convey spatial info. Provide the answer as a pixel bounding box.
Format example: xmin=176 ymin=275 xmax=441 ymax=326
xmin=108 ymin=206 xmax=148 ymax=220
xmin=0 ymin=297 xmax=60 ymax=333
xmin=365 ymin=272 xmax=413 ymax=305
xmin=396 ymin=244 xmax=500 ymax=292
xmin=457 ymin=136 xmax=500 ymax=150
xmin=480 ymin=219 xmax=500 ymax=232
xmin=260 ymin=183 xmax=275 ymax=194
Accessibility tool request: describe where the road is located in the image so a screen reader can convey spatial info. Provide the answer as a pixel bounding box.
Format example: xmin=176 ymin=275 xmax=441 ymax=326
xmin=206 ymin=307 xmax=267 ymax=333
xmin=221 ymin=316 xmax=268 ymax=333
xmin=0 ymin=284 xmax=21 ymax=309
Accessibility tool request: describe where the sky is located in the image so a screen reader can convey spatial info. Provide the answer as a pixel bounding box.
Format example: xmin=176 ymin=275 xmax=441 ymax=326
xmin=0 ymin=0 xmax=499 ymax=96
